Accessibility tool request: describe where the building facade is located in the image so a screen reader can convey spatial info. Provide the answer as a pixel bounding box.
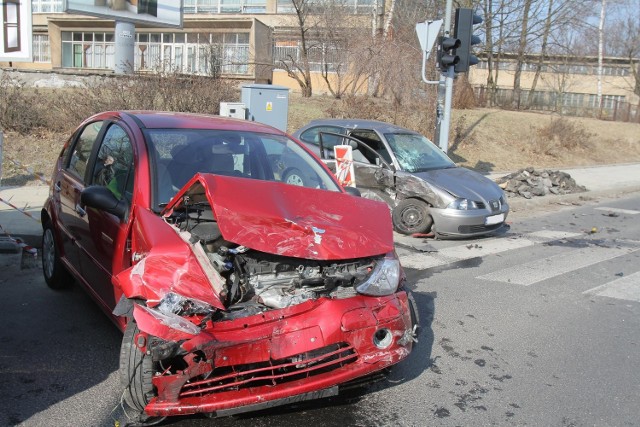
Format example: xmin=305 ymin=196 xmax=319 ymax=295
xmin=2 ymin=0 xmax=638 ymax=118
xmin=469 ymin=53 xmax=639 ymax=120
xmin=2 ymin=0 xmax=380 ymax=92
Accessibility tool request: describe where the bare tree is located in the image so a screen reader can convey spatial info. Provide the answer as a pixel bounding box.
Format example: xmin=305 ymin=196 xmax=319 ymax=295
xmin=512 ymin=0 xmax=533 ymax=109
xmin=277 ymin=0 xmax=316 ymax=97
xmin=597 ymin=0 xmax=606 ymax=109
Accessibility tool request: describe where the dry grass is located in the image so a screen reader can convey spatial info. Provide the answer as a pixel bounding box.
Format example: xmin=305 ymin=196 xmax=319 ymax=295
xmin=452 ymin=108 xmax=640 ymax=172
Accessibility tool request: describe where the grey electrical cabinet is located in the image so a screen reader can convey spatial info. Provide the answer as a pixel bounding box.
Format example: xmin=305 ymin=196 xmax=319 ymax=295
xmin=241 ymin=84 xmax=289 ymax=132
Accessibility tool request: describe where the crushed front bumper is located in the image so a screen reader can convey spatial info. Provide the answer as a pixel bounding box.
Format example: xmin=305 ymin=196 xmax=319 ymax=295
xmin=144 ymin=291 xmax=415 ymax=417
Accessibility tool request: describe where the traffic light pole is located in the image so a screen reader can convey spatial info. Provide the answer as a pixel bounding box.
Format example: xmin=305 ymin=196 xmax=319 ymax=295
xmin=436 ymin=0 xmax=454 ymax=153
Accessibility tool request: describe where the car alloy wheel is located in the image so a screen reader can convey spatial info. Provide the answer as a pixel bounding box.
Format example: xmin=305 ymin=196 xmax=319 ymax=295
xmin=283 ymin=168 xmax=306 ymax=186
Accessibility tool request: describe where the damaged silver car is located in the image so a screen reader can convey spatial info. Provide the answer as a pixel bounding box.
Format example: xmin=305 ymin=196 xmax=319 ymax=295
xmin=293 ymin=119 xmax=509 ymax=238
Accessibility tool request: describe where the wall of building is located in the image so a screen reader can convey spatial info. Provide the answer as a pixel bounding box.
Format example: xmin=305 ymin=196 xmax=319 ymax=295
xmin=469 ymin=63 xmax=638 ymax=104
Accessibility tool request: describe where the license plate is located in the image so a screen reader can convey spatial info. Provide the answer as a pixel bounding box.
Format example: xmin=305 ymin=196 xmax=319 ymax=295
xmin=485 ymin=213 xmax=504 ymax=225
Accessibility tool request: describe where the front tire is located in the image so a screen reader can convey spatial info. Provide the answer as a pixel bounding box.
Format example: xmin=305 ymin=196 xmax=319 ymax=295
xmin=120 ymin=322 xmax=156 ymax=413
xmin=42 ymin=221 xmax=72 ymax=290
xmin=392 ymin=199 xmax=433 ymax=235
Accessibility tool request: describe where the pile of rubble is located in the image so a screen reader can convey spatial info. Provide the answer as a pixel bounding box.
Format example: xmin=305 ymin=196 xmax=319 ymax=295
xmin=496 ymin=168 xmax=587 ymax=199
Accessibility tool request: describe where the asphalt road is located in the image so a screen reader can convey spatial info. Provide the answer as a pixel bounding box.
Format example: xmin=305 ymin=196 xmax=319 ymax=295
xmin=1 ymin=193 xmax=639 ymax=427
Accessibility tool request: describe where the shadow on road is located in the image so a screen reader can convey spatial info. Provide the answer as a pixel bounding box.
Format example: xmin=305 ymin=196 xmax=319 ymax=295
xmin=0 ymin=256 xmax=122 ymax=426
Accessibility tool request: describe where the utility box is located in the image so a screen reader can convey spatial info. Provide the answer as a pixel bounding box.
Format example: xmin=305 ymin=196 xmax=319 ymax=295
xmin=219 ymin=102 xmax=246 ymax=119
xmin=241 ymin=84 xmax=289 ymax=132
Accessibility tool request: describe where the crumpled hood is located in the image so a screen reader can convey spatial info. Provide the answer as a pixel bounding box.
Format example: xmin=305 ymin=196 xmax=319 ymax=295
xmin=167 ymin=173 xmax=394 ymax=260
xmin=412 ymin=167 xmax=503 ymax=202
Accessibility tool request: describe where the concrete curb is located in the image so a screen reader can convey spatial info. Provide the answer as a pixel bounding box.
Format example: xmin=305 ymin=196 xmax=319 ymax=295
xmin=507 ymin=185 xmax=640 ymax=218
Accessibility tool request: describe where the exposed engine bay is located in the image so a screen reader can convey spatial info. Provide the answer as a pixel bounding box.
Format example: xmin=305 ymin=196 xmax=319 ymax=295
xmin=165 ymin=196 xmax=380 ymax=317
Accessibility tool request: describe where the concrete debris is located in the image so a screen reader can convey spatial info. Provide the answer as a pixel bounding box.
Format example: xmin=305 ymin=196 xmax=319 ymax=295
xmin=496 ymin=168 xmax=586 ymax=199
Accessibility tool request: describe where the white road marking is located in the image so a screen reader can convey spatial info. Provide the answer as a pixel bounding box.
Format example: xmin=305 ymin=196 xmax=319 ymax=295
xmin=583 ymin=271 xmax=640 ymax=303
xmin=595 ymin=207 xmax=640 ymax=215
xmin=477 ymin=245 xmax=640 ymax=286
xmin=399 ymin=230 xmax=582 ymax=270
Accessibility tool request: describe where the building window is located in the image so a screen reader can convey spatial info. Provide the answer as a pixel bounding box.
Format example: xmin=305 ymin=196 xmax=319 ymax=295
xmin=273 ymin=40 xmax=344 ymax=73
xmin=62 ymin=32 xmax=116 ymax=69
xmin=3 ymin=0 xmax=20 ymax=53
xmin=184 ymin=0 xmax=266 ymax=13
xmin=61 ymin=31 xmax=250 ymax=76
xmin=560 ymin=92 xmax=584 ymax=108
xmin=588 ymin=94 xmax=625 ymax=110
xmin=32 ymin=0 xmax=64 ymax=13
xmin=276 ymin=0 xmax=372 ymax=14
xmin=33 ymin=34 xmax=50 ymax=62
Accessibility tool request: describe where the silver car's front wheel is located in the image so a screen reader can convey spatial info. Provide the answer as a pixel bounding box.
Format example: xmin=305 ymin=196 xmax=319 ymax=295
xmin=392 ymin=199 xmax=433 ymax=235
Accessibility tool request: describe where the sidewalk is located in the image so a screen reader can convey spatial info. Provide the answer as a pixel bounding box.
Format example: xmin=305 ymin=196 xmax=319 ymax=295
xmin=1 ymin=163 xmax=640 ymax=250
xmin=0 ymin=185 xmax=48 ymax=250
xmin=487 ymin=163 xmax=640 ymax=216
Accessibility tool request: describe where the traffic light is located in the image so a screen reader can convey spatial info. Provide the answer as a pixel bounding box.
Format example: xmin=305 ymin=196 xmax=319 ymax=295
xmin=437 ymin=36 xmax=461 ymax=71
xmin=454 ymin=8 xmax=483 ymax=73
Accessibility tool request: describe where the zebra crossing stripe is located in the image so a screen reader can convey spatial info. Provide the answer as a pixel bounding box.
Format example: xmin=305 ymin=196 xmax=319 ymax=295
xmin=476 ymin=245 xmax=640 ymax=286
xmin=595 ymin=207 xmax=640 ymax=215
xmin=583 ymin=271 xmax=640 ymax=303
xmin=399 ymin=230 xmax=582 ymax=270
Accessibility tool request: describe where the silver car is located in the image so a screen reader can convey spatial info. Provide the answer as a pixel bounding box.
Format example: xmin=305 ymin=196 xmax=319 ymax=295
xmin=293 ymin=119 xmax=509 ymax=238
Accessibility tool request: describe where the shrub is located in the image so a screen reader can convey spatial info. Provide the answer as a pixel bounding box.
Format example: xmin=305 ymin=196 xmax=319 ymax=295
xmin=453 ymin=77 xmax=477 ymax=110
xmin=531 ymin=117 xmax=594 ymax=156
xmin=1 ymin=71 xmax=238 ymax=134
xmin=0 ymin=73 xmax=52 ymax=134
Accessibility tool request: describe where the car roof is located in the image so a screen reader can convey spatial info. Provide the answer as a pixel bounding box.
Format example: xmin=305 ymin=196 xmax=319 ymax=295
xmin=99 ymin=111 xmax=285 ymax=134
xmin=295 ymin=119 xmax=420 ymax=136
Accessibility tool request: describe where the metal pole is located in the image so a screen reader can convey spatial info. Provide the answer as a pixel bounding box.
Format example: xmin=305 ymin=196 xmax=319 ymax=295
xmin=0 ymin=130 xmax=4 ymax=184
xmin=437 ymin=0 xmax=454 ymax=152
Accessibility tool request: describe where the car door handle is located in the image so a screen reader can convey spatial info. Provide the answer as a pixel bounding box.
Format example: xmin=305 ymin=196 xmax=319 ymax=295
xmin=75 ymin=204 xmax=86 ymax=217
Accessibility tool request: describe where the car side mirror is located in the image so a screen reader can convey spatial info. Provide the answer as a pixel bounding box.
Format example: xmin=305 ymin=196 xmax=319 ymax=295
xmin=81 ymin=185 xmax=128 ymax=219
xmin=344 ymin=186 xmax=361 ymax=197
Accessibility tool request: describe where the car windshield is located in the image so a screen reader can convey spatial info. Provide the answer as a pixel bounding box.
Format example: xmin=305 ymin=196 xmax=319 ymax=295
xmin=145 ymin=129 xmax=341 ymax=208
xmin=384 ymin=132 xmax=456 ymax=172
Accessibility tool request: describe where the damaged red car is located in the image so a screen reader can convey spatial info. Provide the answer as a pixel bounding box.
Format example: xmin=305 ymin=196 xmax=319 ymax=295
xmin=41 ymin=111 xmax=418 ymax=422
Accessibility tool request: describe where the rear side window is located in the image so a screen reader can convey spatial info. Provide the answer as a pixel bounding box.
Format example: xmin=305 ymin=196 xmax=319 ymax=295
xmin=68 ymin=121 xmax=103 ymax=181
xmin=299 ymin=126 xmax=345 ymax=148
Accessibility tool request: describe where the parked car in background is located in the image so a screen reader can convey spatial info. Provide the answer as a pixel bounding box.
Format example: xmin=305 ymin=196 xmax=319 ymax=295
xmin=293 ymin=119 xmax=509 ymax=238
xmin=41 ymin=111 xmax=418 ymax=423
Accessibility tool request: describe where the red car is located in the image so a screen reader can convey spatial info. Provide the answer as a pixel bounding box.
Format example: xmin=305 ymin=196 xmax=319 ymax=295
xmin=41 ymin=111 xmax=418 ymax=422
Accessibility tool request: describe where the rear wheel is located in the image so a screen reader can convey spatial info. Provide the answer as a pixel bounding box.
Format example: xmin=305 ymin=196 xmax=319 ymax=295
xmin=42 ymin=221 xmax=72 ymax=290
xmin=392 ymin=199 xmax=433 ymax=235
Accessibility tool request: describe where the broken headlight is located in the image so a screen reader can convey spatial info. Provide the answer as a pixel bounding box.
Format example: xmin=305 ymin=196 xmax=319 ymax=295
xmin=447 ymin=198 xmax=480 ymax=210
xmin=355 ymin=258 xmax=401 ymax=296
xmin=157 ymin=292 xmax=212 ymax=316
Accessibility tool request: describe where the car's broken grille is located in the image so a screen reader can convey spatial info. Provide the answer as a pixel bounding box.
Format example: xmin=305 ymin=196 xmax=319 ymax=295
xmin=458 ymin=223 xmax=504 ymax=234
xmin=179 ymin=343 xmax=357 ymax=397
